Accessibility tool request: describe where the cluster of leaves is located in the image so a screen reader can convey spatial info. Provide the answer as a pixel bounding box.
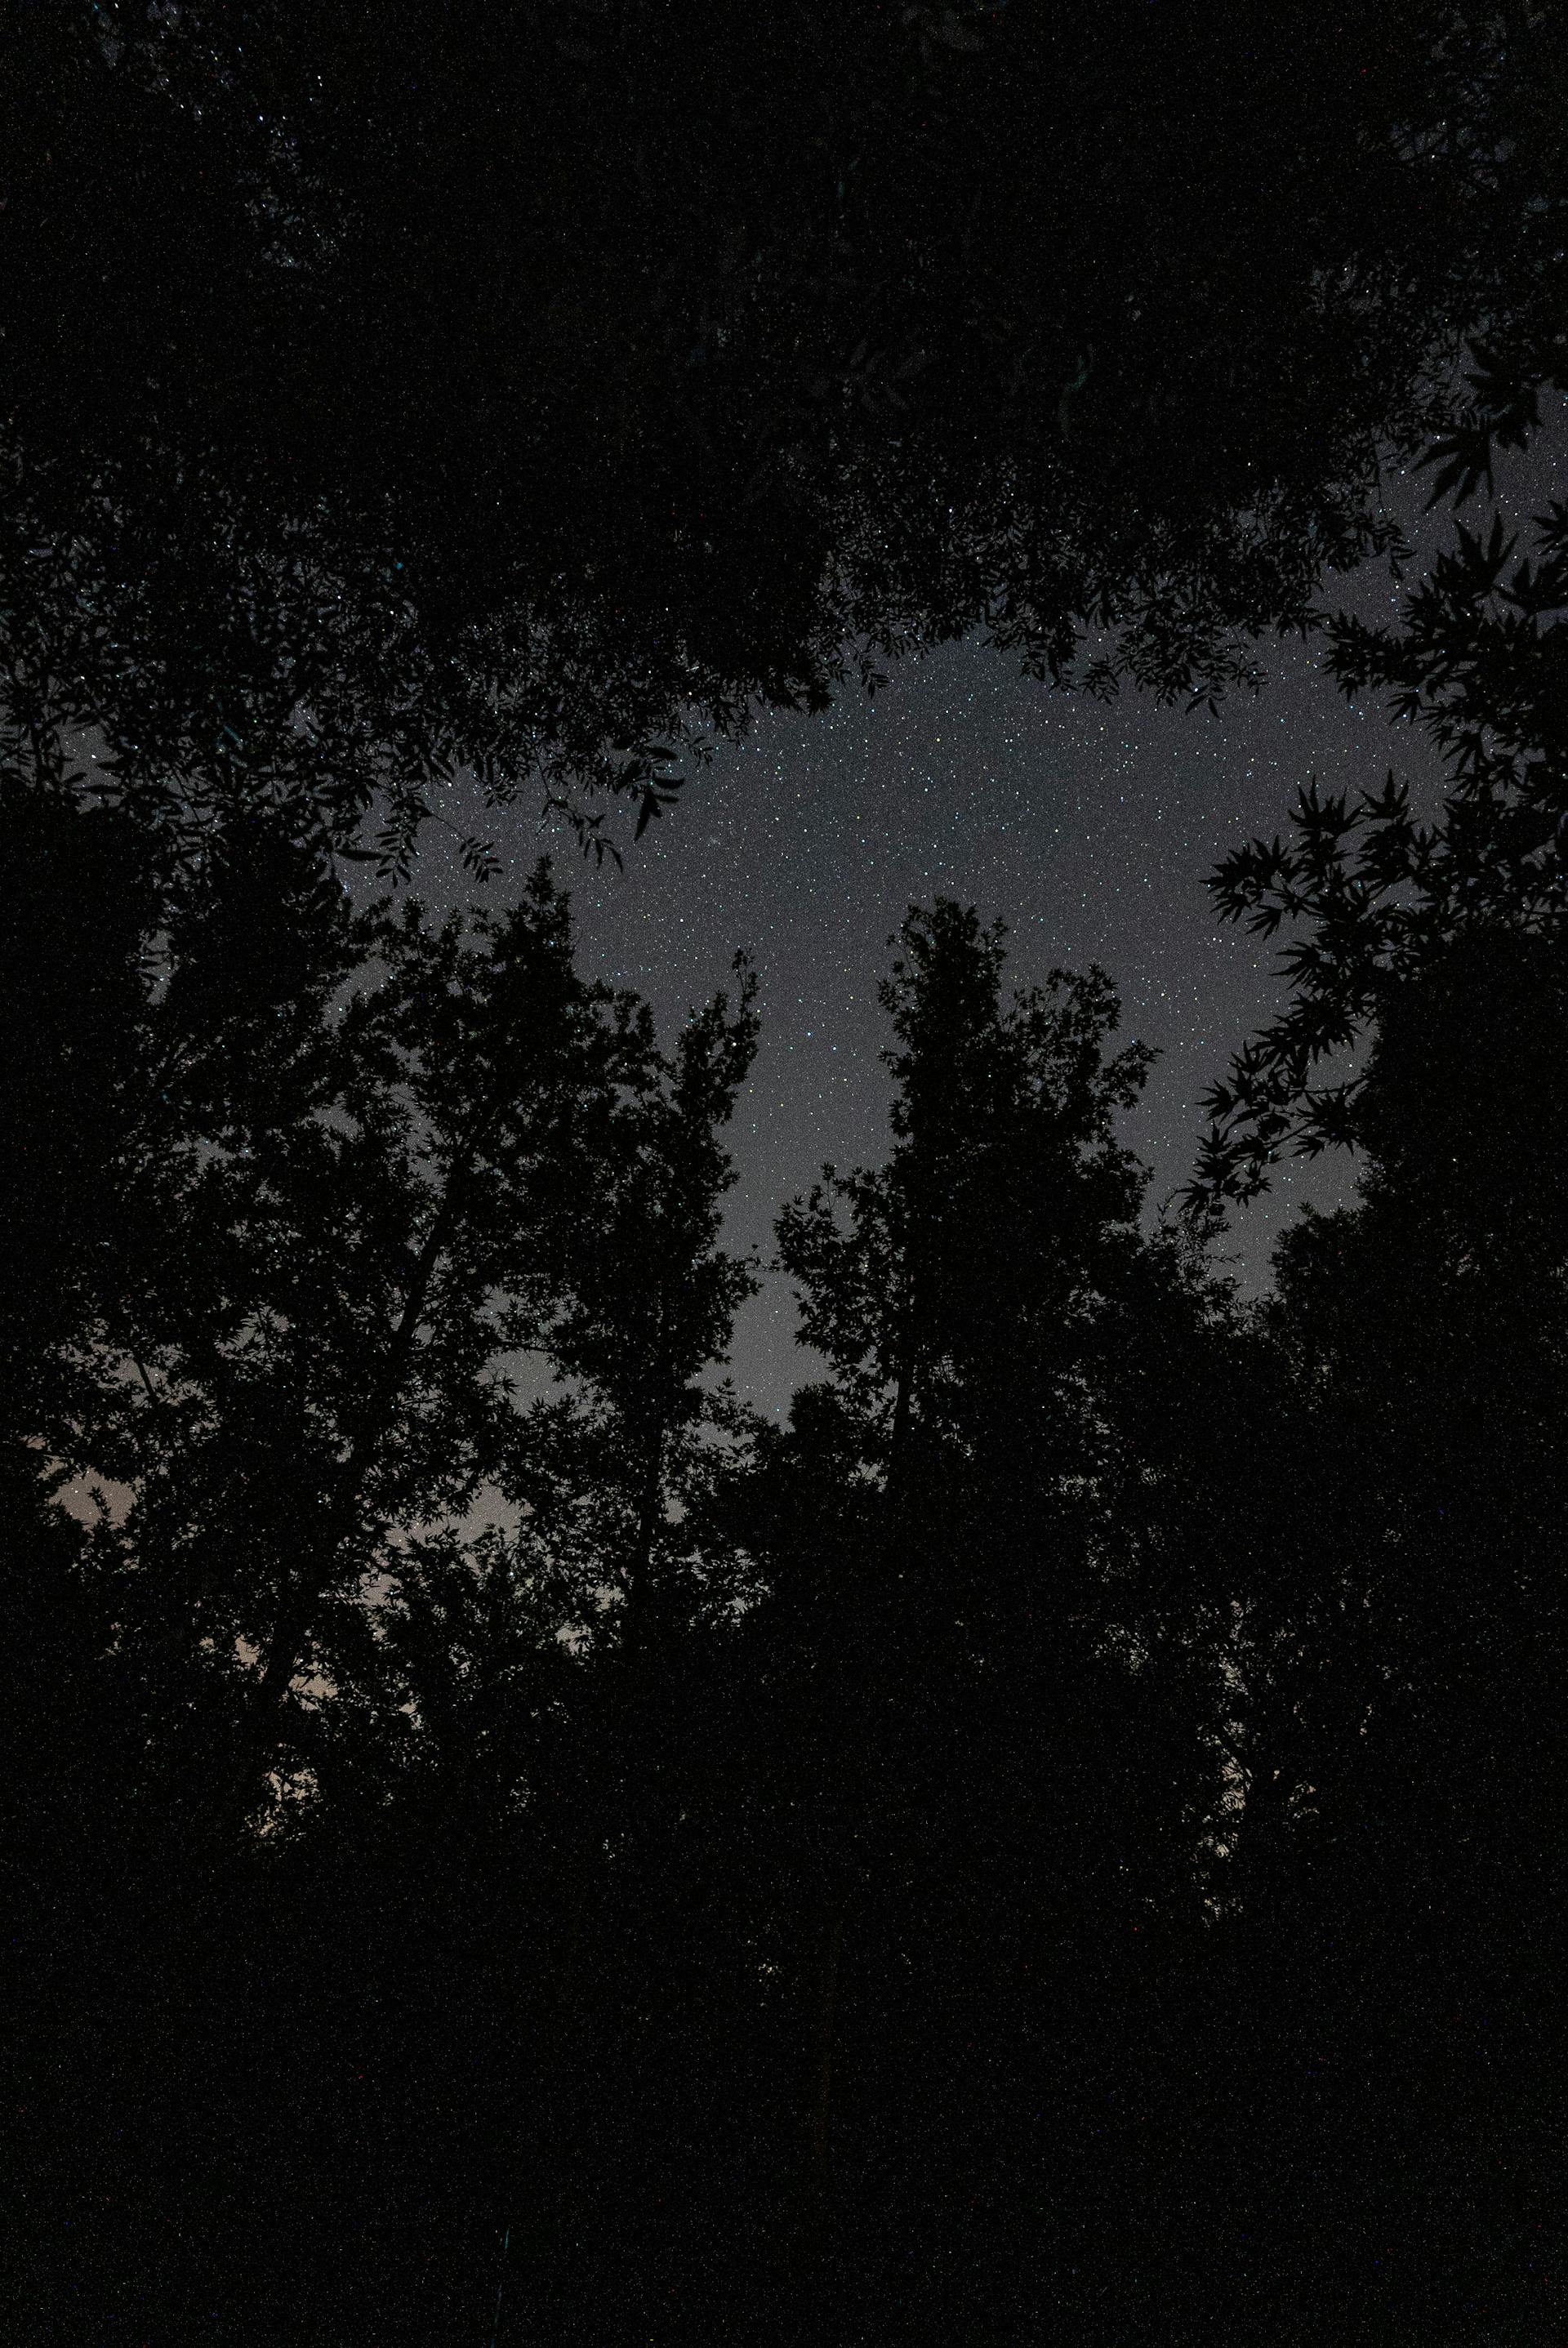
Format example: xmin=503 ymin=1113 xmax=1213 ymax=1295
xmin=1195 ymin=502 xmax=1568 ymax=1196
xmin=5 ymin=2 xmax=1567 ymax=856
xmin=0 ymin=760 xmax=760 ymax=1847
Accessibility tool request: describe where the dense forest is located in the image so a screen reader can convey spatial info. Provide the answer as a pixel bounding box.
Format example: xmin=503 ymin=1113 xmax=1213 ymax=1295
xmin=4 ymin=5 xmax=1568 ymax=2343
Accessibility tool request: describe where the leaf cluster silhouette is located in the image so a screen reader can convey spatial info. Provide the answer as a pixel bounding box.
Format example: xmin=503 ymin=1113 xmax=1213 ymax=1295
xmin=4 ymin=2 xmax=1568 ymax=855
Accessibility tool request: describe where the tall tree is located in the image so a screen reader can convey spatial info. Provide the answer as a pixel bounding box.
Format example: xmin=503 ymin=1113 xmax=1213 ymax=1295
xmin=2 ymin=806 xmax=663 ymax=1842
xmin=2 ymin=784 xmax=777 ymax=2340
xmin=752 ymin=903 xmax=1235 ymax=2327
xmin=1188 ymin=499 xmax=1568 ymax=2336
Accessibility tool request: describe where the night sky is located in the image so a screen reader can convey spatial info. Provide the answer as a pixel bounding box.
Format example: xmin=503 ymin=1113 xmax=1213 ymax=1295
xmin=409 ymin=438 xmax=1561 ymax=1419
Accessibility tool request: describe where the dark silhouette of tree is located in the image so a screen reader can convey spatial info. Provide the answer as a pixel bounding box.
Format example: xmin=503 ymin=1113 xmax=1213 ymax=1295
xmin=697 ymin=903 xmax=1243 ymax=2332
xmin=2 ymin=746 xmax=781 ymax=2337
xmin=5 ymin=4 xmax=1567 ymax=849
xmin=469 ymin=964 xmax=764 ymax=2342
xmin=1196 ymin=500 xmax=1568 ymax=1196
xmin=1181 ymin=492 xmax=1568 ymax=2336
xmin=1178 ymin=932 xmax=1566 ymax=2338
xmin=4 ymin=741 xmax=766 ymax=1827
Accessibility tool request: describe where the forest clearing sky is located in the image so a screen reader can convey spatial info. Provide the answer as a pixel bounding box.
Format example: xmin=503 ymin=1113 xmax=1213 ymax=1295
xmin=411 ymin=438 xmax=1560 ymax=1415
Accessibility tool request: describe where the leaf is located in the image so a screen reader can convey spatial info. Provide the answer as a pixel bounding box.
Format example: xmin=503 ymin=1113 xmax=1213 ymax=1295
xmin=635 ymin=786 xmax=663 ymax=840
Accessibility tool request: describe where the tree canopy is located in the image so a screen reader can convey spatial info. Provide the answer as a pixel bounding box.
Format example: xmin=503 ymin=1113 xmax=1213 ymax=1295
xmin=7 ymin=809 xmax=1565 ymax=2336
xmin=5 ymin=2 xmax=1567 ymax=853
xmin=1196 ymin=500 xmax=1568 ymax=1193
xmin=7 ymin=12 xmax=1568 ymax=2338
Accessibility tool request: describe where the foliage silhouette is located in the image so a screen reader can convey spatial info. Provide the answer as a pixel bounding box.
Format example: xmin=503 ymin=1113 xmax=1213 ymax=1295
xmin=6 ymin=831 xmax=1565 ymax=2337
xmin=6 ymin=7 xmax=1567 ymax=2324
xmin=1195 ymin=500 xmax=1568 ymax=1196
xmin=4 ymin=3 xmax=1568 ymax=852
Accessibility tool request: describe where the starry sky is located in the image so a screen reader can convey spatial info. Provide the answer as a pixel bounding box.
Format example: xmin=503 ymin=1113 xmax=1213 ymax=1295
xmin=411 ymin=441 xmax=1561 ymax=1418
